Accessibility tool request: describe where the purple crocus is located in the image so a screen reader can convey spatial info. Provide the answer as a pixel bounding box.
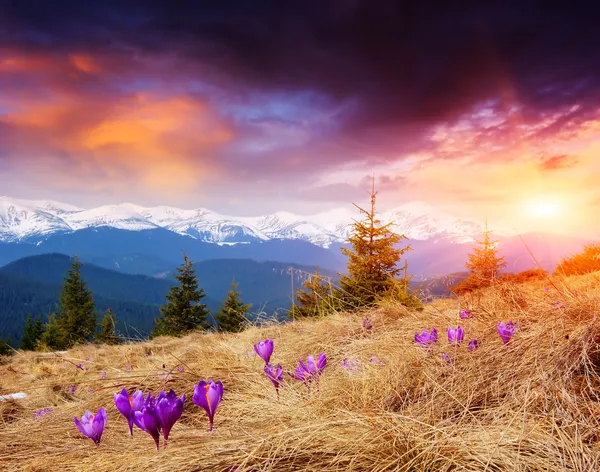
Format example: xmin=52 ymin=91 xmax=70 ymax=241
xmin=133 ymin=393 xmax=162 ymax=450
xmin=459 ymin=309 xmax=473 ymax=319
xmin=192 ymin=380 xmax=224 ymax=432
xmin=253 ymin=340 xmax=274 ymax=365
xmin=124 ymin=365 xmax=132 ymax=371
xmin=156 ymin=390 xmax=185 ymax=447
xmin=468 ymin=339 xmax=479 ymax=352
xmin=114 ymin=388 xmax=145 ymax=436
xmin=441 ymin=352 xmax=453 ymax=364
xmin=414 ymin=328 xmax=438 ymax=348
xmin=290 ymin=353 xmax=327 ymax=388
xmin=74 ymin=407 xmax=107 ymax=446
xmin=341 ymin=357 xmax=360 ymax=372
xmin=447 ymin=326 xmax=465 ymax=344
xmin=101 ymin=371 xmax=107 ymax=380
xmin=363 ymin=317 xmax=373 ymax=330
xmin=497 ymin=321 xmax=517 ymax=345
xmin=264 ymin=363 xmax=284 ymax=394
xmin=552 ymin=301 xmax=566 ymax=309
xmin=76 ymin=363 xmax=84 ymax=370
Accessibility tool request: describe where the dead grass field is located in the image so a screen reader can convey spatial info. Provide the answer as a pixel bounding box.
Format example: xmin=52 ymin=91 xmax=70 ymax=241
xmin=2 ymin=273 xmax=600 ymax=471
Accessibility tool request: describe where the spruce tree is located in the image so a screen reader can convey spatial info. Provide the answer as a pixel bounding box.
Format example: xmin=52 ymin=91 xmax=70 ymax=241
xmin=21 ymin=314 xmax=45 ymax=350
xmin=215 ymin=282 xmax=252 ymax=332
xmin=53 ymin=256 xmax=97 ymax=348
xmin=96 ymin=308 xmax=118 ymax=345
xmin=289 ymin=268 xmax=332 ymax=319
xmin=39 ymin=313 xmax=62 ymax=350
xmin=0 ymin=336 xmax=12 ymax=356
xmin=153 ymin=255 xmax=211 ymax=337
xmin=337 ymin=184 xmax=413 ymax=309
xmin=461 ymin=221 xmax=506 ymax=289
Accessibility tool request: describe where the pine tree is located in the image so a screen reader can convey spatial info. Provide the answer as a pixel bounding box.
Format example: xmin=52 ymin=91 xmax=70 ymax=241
xmin=460 ymin=220 xmax=507 ymax=289
xmin=215 ymin=282 xmax=252 ymax=332
xmin=289 ymin=268 xmax=332 ymax=319
xmin=52 ymin=256 xmax=97 ymax=347
xmin=152 ymin=255 xmax=211 ymax=337
xmin=337 ymin=184 xmax=414 ymax=309
xmin=96 ymin=308 xmax=118 ymax=345
xmin=21 ymin=314 xmax=45 ymax=350
xmin=39 ymin=313 xmax=62 ymax=350
xmin=0 ymin=336 xmax=12 ymax=356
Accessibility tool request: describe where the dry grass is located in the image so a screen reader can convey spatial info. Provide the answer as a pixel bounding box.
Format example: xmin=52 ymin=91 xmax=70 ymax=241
xmin=2 ymin=273 xmax=600 ymax=471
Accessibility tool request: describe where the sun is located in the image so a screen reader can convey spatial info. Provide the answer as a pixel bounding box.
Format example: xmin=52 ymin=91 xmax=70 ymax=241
xmin=524 ymin=198 xmax=562 ymax=218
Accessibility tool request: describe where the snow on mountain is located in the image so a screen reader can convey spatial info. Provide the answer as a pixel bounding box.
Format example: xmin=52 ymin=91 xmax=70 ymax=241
xmin=0 ymin=197 xmax=486 ymax=246
xmin=63 ymin=204 xmax=160 ymax=231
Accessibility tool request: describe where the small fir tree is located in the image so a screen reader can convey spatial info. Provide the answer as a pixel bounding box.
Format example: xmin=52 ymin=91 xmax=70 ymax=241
xmin=0 ymin=336 xmax=12 ymax=356
xmin=96 ymin=308 xmax=118 ymax=345
xmin=459 ymin=221 xmax=507 ymax=290
xmin=153 ymin=255 xmax=211 ymax=337
xmin=53 ymin=257 xmax=97 ymax=348
xmin=289 ymin=268 xmax=332 ymax=319
xmin=39 ymin=313 xmax=62 ymax=350
xmin=215 ymin=282 xmax=252 ymax=332
xmin=337 ymin=184 xmax=413 ymax=309
xmin=21 ymin=314 xmax=45 ymax=350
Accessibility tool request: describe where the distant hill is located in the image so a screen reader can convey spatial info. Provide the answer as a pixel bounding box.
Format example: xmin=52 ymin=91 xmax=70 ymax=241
xmin=0 ymin=254 xmax=340 ymax=344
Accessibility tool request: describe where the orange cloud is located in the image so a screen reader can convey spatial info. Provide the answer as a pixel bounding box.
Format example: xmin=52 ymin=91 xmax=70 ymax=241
xmin=69 ymin=54 xmax=99 ymax=73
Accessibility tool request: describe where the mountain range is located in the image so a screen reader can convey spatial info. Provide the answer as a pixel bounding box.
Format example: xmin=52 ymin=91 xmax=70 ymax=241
xmin=0 ymin=196 xmax=594 ymax=278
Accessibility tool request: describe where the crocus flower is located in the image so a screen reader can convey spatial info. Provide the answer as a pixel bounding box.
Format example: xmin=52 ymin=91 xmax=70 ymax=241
xmin=156 ymin=390 xmax=185 ymax=446
xmin=468 ymin=339 xmax=479 ymax=352
xmin=69 ymin=385 xmax=77 ymax=393
xmin=193 ymin=380 xmax=224 ymax=432
xmin=459 ymin=309 xmax=472 ymax=319
xmin=114 ymin=388 xmax=145 ymax=436
xmin=368 ymin=356 xmax=384 ymax=365
xmin=414 ymin=328 xmax=438 ymax=348
xmin=264 ymin=363 xmax=284 ymax=393
xmin=74 ymin=407 xmax=106 ymax=446
xmin=544 ymin=287 xmax=550 ymax=292
xmin=124 ymin=365 xmax=132 ymax=371
xmin=441 ymin=353 xmax=453 ymax=364
xmin=497 ymin=321 xmax=517 ymax=345
xmin=76 ymin=363 xmax=83 ymax=370
xmin=341 ymin=357 xmax=360 ymax=372
xmin=253 ymin=340 xmax=274 ymax=365
xmin=101 ymin=371 xmax=107 ymax=379
xmin=176 ymin=366 xmax=184 ymax=372
xmin=363 ymin=317 xmax=373 ymax=330
xmin=447 ymin=326 xmax=465 ymax=344
xmin=133 ymin=394 xmax=162 ymax=450
xmin=299 ymin=353 xmax=327 ymax=377
xmin=34 ymin=407 xmax=53 ymax=420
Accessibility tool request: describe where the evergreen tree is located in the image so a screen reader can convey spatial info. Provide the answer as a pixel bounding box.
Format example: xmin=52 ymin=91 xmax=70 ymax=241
xmin=21 ymin=314 xmax=45 ymax=350
xmin=289 ymin=268 xmax=332 ymax=319
xmin=153 ymin=255 xmax=211 ymax=337
xmin=460 ymin=221 xmax=507 ymax=289
xmin=53 ymin=256 xmax=97 ymax=348
xmin=337 ymin=184 xmax=414 ymax=309
xmin=39 ymin=313 xmax=62 ymax=350
xmin=215 ymin=282 xmax=252 ymax=332
xmin=96 ymin=308 xmax=118 ymax=345
xmin=0 ymin=336 xmax=12 ymax=355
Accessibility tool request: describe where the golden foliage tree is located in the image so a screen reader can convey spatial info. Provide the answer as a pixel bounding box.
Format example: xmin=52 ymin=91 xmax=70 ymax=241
xmin=453 ymin=221 xmax=506 ymax=294
xmin=288 ymin=268 xmax=332 ymax=319
xmin=554 ymin=243 xmax=600 ymax=276
xmin=336 ymin=185 xmax=415 ymax=310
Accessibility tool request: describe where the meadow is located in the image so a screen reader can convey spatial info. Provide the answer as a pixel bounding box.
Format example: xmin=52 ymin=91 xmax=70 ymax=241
xmin=1 ymin=272 xmax=600 ymax=471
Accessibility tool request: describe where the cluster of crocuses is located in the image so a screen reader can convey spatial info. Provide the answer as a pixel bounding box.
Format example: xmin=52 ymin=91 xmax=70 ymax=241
xmin=253 ymin=339 xmax=327 ymax=396
xmin=415 ymin=311 xmax=518 ymax=362
xmin=73 ymin=378 xmax=224 ymax=448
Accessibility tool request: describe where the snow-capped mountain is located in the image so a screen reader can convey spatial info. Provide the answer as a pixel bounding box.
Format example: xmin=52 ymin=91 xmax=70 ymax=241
xmin=0 ymin=196 xmax=485 ymax=246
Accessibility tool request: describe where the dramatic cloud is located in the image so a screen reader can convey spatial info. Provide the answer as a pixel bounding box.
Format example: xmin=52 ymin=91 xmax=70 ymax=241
xmin=0 ymin=0 xmax=599 ymax=232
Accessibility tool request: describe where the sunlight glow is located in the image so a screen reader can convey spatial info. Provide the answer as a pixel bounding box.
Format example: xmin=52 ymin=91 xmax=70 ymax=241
xmin=524 ymin=198 xmax=562 ymax=218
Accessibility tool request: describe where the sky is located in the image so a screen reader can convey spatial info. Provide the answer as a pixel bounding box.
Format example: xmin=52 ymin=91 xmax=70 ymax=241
xmin=1 ymin=1 xmax=599 ymax=236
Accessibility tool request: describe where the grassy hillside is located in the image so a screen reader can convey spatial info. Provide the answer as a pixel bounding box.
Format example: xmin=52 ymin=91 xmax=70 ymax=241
xmin=1 ymin=272 xmax=599 ymax=470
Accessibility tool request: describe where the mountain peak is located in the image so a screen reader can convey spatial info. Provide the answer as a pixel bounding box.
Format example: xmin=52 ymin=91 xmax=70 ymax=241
xmin=0 ymin=196 xmax=485 ymax=246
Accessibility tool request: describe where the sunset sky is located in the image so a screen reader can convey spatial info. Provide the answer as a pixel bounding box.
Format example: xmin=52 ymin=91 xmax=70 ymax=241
xmin=1 ymin=1 xmax=599 ymax=237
